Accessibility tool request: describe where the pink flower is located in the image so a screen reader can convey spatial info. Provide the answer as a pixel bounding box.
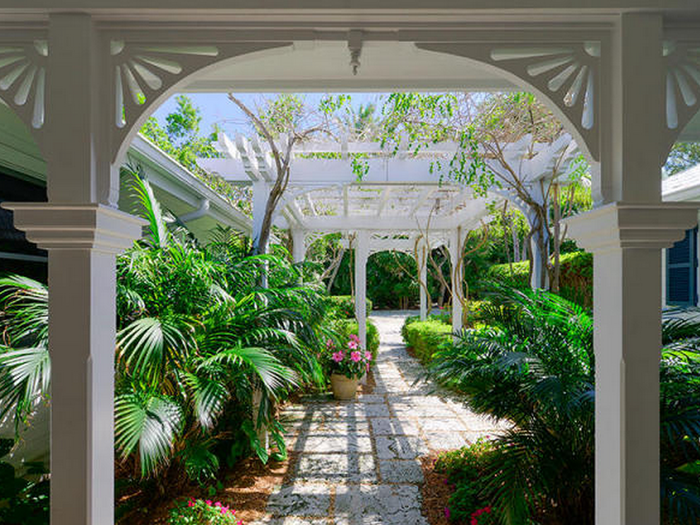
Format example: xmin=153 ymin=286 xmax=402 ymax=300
xmin=348 ymin=340 xmax=358 ymax=350
xmin=349 ymin=334 xmax=360 ymax=342
xmin=332 ymin=351 xmax=344 ymax=363
xmin=215 ymin=502 xmax=222 ymax=507
xmin=187 ymin=500 xmax=195 ymax=508
xmin=365 ymin=351 xmax=372 ymax=361
xmin=326 ymin=339 xmax=335 ymax=349
xmin=444 ymin=506 xmax=451 ymax=519
xmin=350 ymin=351 xmax=361 ymax=362
xmin=205 ymin=500 xmax=212 ymax=506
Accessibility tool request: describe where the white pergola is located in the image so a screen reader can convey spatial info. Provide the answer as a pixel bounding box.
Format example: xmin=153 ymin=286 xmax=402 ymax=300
xmin=200 ymin=135 xmax=495 ymax=341
xmin=1 ymin=5 xmax=700 ymax=525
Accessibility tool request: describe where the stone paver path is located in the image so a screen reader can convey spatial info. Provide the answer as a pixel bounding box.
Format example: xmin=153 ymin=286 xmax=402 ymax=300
xmin=256 ymin=311 xmax=504 ymax=525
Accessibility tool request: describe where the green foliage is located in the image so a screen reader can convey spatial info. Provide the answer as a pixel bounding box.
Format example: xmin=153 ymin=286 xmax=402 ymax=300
xmin=664 ymin=142 xmax=700 ymax=176
xmin=168 ymin=498 xmax=240 ymax=524
xmin=427 ymin=286 xmax=700 ymax=524
xmin=0 ymin=171 xmax=329 ymax=490
xmin=487 ymin=251 xmax=593 ymax=307
xmin=435 ymin=439 xmax=497 ymax=524
xmin=0 ymin=439 xmax=49 ymax=525
xmin=330 ymin=318 xmax=380 ymax=359
xmin=326 ymin=295 xmax=373 ymax=320
xmin=140 ymin=95 xmax=248 ymax=212
xmin=401 ymin=319 xmax=453 ymax=364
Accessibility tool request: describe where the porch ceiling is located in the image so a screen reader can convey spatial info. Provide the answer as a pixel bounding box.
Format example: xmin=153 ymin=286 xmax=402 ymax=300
xmin=182 ymin=41 xmax=517 ymax=93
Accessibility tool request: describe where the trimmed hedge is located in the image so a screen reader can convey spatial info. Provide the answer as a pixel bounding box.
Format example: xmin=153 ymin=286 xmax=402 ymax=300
xmin=331 ymin=318 xmax=380 ymax=359
xmin=404 ymin=301 xmax=489 ymax=330
xmin=486 ymin=251 xmax=592 ymax=307
xmin=327 ymin=295 xmax=374 ymax=320
xmin=401 ymin=319 xmax=453 ymax=364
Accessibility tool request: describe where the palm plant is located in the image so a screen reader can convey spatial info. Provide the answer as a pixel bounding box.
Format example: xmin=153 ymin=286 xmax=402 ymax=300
xmin=0 ymin=167 xmax=330 ymax=489
xmin=428 ymin=286 xmax=700 ymax=525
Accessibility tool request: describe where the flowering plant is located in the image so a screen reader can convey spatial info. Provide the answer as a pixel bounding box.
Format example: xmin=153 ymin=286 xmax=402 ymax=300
xmin=324 ymin=335 xmax=372 ymax=379
xmin=168 ymin=498 xmax=242 ymax=525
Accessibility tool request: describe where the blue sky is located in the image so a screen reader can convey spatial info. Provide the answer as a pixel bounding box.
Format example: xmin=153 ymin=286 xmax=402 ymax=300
xmin=152 ymin=92 xmax=389 ymax=137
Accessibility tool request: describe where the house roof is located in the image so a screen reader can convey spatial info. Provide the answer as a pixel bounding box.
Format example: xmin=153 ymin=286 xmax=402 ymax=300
xmin=663 ymin=163 xmax=700 ymax=202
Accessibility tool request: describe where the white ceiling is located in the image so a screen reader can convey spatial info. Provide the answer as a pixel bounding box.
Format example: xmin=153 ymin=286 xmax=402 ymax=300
xmin=183 ymin=41 xmax=517 ymax=93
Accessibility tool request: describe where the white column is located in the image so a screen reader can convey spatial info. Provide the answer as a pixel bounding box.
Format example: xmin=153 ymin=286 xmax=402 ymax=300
xmin=252 ymin=180 xmax=269 ymax=253
xmin=566 ymin=203 xmax=697 ymax=525
xmin=354 ymin=231 xmax=369 ymax=349
xmin=291 ymin=229 xmax=306 ymax=263
xmin=4 ymin=14 xmax=144 ymax=525
xmin=449 ymin=228 xmax=463 ymax=333
xmin=3 ymin=205 xmax=143 ymax=525
xmin=419 ymin=248 xmax=428 ymax=321
xmin=567 ymin=13 xmax=689 ymax=525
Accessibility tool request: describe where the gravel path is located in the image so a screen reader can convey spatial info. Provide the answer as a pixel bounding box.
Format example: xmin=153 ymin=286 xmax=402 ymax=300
xmin=254 ymin=311 xmax=504 ymax=525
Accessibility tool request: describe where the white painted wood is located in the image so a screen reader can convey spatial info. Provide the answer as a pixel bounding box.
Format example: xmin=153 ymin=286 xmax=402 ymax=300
xmin=567 ymin=202 xmax=700 ymax=525
xmin=292 ymin=229 xmax=306 ymax=263
xmin=4 ymin=203 xmax=144 ymax=525
xmin=449 ymin=227 xmax=464 ymax=333
xmin=354 ymin=231 xmax=370 ymax=349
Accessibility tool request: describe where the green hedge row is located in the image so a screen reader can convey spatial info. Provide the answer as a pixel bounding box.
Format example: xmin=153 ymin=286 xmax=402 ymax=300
xmin=331 ymin=318 xmax=380 ymax=359
xmin=486 ymin=251 xmax=592 ymax=307
xmin=401 ymin=319 xmax=453 ymax=364
xmin=326 ymin=295 xmax=374 ymax=320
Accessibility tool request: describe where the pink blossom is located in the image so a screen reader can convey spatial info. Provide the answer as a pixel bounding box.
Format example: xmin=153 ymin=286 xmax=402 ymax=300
xmin=444 ymin=507 xmax=451 ymax=519
xmin=348 ymin=340 xmax=358 ymax=350
xmin=326 ymin=339 xmax=335 ymax=349
xmin=350 ymin=351 xmax=361 ymax=362
xmin=187 ymin=500 xmax=195 ymax=508
xmin=349 ymin=333 xmax=360 ymax=342
xmin=365 ymin=351 xmax=372 ymax=361
xmin=205 ymin=500 xmax=212 ymax=506
xmin=332 ymin=351 xmax=345 ymax=363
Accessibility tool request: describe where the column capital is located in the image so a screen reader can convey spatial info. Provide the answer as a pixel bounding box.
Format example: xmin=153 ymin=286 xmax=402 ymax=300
xmin=2 ymin=203 xmax=145 ymax=254
xmin=564 ymin=202 xmax=699 ymax=253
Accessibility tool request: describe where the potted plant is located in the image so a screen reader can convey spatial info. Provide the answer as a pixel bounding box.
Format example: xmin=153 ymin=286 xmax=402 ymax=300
xmin=326 ymin=334 xmax=372 ymax=400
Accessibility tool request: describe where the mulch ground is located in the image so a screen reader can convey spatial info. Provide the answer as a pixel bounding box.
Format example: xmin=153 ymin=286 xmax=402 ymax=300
xmin=419 ymin=452 xmax=454 ymax=525
xmin=117 ymin=448 xmax=299 ymax=525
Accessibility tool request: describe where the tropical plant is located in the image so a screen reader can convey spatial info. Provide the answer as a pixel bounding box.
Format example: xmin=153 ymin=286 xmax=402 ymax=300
xmin=168 ymin=497 xmax=241 ymax=525
xmin=0 ymin=168 xmax=331 ymax=491
xmin=427 ymin=286 xmax=700 ymax=525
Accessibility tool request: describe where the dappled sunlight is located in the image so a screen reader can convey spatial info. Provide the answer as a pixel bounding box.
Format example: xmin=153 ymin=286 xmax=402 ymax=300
xmin=258 ymin=311 xmax=505 ymax=524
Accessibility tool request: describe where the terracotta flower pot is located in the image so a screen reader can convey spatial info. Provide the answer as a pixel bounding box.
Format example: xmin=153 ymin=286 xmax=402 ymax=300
xmin=330 ymin=373 xmax=359 ymax=400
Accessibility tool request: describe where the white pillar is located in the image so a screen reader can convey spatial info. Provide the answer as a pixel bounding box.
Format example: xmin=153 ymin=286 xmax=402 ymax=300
xmin=449 ymin=228 xmax=463 ymax=333
xmin=252 ymin=180 xmax=269 ymax=253
xmin=292 ymin=229 xmax=306 ymax=263
xmin=567 ymin=13 xmax=693 ymax=525
xmin=419 ymin=248 xmax=428 ymax=321
xmin=3 ymin=14 xmax=144 ymax=525
xmin=354 ymin=231 xmax=369 ymax=349
xmin=566 ymin=203 xmax=697 ymax=525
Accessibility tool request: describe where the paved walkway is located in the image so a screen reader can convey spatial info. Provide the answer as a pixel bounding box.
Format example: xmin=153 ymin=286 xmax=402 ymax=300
xmin=256 ymin=311 xmax=503 ymax=525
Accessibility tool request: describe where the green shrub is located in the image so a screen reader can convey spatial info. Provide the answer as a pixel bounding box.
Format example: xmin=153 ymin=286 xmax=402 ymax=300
xmin=486 ymin=251 xmax=592 ymax=307
xmin=435 ymin=439 xmax=497 ymax=524
xmin=401 ymin=319 xmax=452 ymax=364
xmin=0 ymin=439 xmax=49 ymax=525
xmin=168 ymin=498 xmax=240 ymax=524
xmin=331 ymin=318 xmax=380 ymax=359
xmin=326 ymin=295 xmax=373 ymax=320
